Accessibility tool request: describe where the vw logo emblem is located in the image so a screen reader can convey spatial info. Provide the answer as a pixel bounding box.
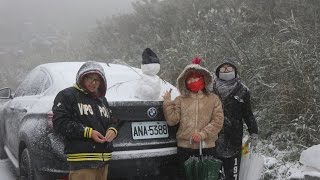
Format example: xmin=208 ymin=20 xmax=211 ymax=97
xmin=147 ymin=107 xmax=158 ymax=118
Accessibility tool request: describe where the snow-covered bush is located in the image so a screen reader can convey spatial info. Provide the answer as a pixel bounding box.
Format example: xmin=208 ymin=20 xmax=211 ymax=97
xmin=86 ymin=0 xmax=320 ymax=154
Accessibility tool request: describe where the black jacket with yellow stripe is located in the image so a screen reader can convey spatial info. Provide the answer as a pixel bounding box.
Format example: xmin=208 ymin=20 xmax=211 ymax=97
xmin=52 ymin=86 xmax=118 ymax=167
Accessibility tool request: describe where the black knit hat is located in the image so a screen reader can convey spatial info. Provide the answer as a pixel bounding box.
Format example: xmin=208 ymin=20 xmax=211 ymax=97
xmin=142 ymin=48 xmax=160 ymax=64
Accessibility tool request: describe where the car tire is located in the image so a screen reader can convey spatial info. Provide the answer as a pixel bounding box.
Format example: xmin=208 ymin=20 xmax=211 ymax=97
xmin=19 ymin=148 xmax=36 ymax=180
xmin=0 ymin=137 xmax=7 ymax=159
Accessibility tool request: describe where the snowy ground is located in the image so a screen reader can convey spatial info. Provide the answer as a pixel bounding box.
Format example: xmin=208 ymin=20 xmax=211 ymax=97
xmin=0 ymin=156 xmax=319 ymax=180
xmin=0 ymin=159 xmax=17 ymax=180
xmin=257 ymin=143 xmax=320 ymax=180
xmin=0 ymin=156 xmax=304 ymax=180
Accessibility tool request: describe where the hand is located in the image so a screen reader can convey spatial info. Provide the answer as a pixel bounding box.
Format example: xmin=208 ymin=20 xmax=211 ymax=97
xmin=162 ymin=89 xmax=172 ymax=102
xmin=105 ymin=130 xmax=116 ymax=142
xmin=191 ymin=133 xmax=202 ymax=143
xmin=246 ymin=133 xmax=258 ymax=147
xmin=91 ymin=130 xmax=106 ymax=143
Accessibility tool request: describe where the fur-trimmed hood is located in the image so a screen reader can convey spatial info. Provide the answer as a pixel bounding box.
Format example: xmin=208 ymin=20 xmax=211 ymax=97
xmin=177 ymin=63 xmax=213 ymax=96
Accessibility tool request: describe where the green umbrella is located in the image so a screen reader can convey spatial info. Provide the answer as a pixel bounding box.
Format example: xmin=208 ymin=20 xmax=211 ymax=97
xmin=184 ymin=141 xmax=222 ymax=180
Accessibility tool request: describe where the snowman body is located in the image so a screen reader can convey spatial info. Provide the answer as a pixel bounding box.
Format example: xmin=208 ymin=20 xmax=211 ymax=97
xmin=135 ymin=63 xmax=161 ymax=100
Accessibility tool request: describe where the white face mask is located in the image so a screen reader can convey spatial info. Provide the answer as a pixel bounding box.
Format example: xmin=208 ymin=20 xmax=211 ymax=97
xmin=219 ymin=72 xmax=236 ymax=81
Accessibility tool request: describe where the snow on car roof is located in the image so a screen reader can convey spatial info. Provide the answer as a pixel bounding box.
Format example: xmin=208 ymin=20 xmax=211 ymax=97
xmin=38 ymin=61 xmax=178 ymax=101
xmin=41 ymin=61 xmax=140 ymax=86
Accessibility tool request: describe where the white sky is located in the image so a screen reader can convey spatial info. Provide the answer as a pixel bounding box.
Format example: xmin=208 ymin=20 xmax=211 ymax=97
xmin=0 ymin=0 xmax=135 ymax=45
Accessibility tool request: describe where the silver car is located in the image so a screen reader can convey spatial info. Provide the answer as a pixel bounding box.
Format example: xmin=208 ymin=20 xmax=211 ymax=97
xmin=0 ymin=62 xmax=179 ymax=180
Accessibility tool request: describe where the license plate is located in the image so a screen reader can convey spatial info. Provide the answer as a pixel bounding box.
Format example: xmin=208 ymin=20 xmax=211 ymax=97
xmin=131 ymin=121 xmax=169 ymax=140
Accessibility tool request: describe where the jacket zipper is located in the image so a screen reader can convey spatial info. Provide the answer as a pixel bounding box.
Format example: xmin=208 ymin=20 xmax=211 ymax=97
xmin=195 ymin=96 xmax=199 ymax=133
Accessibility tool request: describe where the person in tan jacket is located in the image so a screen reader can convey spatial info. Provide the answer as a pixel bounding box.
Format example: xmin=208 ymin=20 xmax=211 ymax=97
xmin=162 ymin=57 xmax=224 ymax=179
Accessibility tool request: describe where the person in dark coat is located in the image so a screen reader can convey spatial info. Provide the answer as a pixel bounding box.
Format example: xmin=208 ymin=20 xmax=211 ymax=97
xmin=52 ymin=61 xmax=118 ymax=180
xmin=213 ymin=59 xmax=258 ymax=180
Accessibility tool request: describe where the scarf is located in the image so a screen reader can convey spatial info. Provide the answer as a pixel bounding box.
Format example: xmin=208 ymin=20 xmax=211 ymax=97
xmin=215 ymin=78 xmax=240 ymax=100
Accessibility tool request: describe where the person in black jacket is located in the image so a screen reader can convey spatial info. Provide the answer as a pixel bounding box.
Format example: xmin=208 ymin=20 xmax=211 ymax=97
xmin=52 ymin=61 xmax=118 ymax=180
xmin=213 ymin=59 xmax=258 ymax=180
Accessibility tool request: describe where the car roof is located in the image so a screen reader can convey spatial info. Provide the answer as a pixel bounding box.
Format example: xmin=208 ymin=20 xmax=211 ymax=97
xmin=40 ymin=61 xmax=140 ymax=85
xmin=41 ymin=61 xmax=137 ymax=75
xmin=37 ymin=61 xmax=178 ymax=101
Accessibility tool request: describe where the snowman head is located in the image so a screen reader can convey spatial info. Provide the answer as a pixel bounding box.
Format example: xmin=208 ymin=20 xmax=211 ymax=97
xmin=141 ymin=48 xmax=160 ymax=76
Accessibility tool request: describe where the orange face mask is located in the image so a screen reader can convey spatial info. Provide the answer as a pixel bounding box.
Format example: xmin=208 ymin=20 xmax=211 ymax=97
xmin=186 ymin=73 xmax=205 ymax=92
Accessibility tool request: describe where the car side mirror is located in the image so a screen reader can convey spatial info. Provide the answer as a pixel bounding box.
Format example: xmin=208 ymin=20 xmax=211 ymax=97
xmin=0 ymin=87 xmax=12 ymax=99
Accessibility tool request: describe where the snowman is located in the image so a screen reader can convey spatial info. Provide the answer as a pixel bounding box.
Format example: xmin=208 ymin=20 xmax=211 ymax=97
xmin=135 ymin=48 xmax=161 ymax=100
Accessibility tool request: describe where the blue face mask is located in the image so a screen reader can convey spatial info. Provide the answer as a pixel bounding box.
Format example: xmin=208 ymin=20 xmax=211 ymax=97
xmin=219 ymin=72 xmax=236 ymax=81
